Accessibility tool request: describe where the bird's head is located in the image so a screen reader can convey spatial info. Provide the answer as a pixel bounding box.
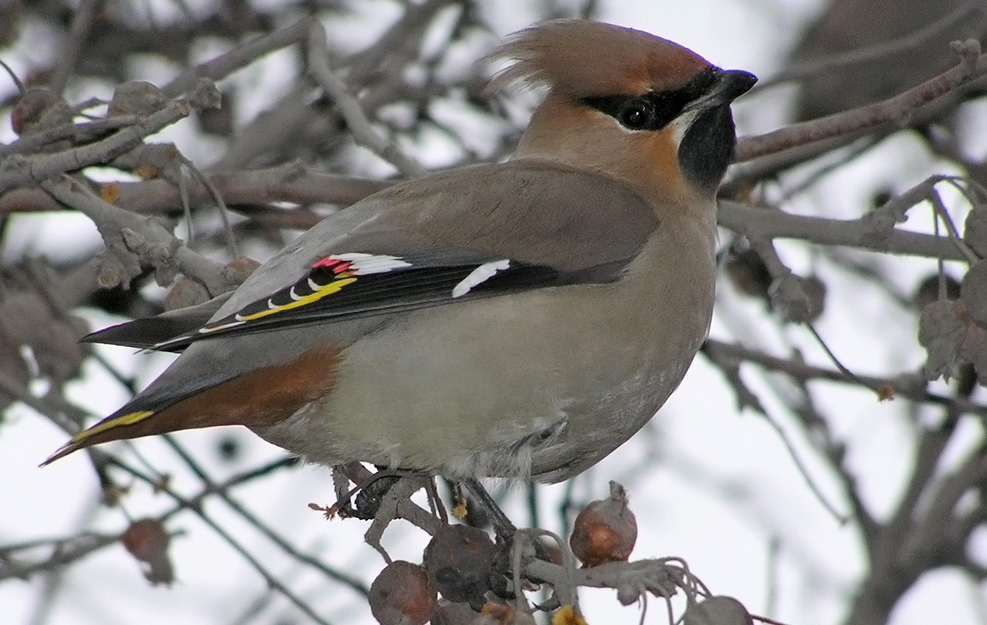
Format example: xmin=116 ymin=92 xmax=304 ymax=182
xmin=489 ymin=20 xmax=756 ymax=205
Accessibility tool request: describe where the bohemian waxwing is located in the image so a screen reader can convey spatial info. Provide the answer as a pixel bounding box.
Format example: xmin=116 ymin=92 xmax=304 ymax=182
xmin=45 ymin=20 xmax=756 ymax=482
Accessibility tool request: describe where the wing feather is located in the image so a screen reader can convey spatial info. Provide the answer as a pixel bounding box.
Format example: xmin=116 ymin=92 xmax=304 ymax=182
xmin=151 ymin=254 xmax=560 ymax=350
xmin=87 ymin=161 xmax=658 ymax=354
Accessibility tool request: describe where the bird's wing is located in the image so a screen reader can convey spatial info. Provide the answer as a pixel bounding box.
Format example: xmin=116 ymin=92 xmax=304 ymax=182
xmin=82 ymin=293 xmax=232 ymax=351
xmin=89 ymin=159 xmax=659 ymax=352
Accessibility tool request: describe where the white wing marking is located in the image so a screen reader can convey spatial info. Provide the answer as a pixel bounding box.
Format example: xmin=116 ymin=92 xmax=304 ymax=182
xmin=452 ymin=260 xmax=510 ymax=298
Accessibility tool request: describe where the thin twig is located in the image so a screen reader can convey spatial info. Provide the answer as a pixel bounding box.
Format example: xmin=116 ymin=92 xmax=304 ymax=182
xmin=180 ymin=156 xmax=240 ymax=257
xmin=718 ymin=200 xmax=972 ymax=261
xmin=737 ymin=42 xmax=987 ymax=161
xmin=0 ymin=162 xmax=390 ymax=215
xmin=40 ymin=175 xmax=233 ymax=295
xmin=703 ymin=338 xmax=987 ymax=418
xmin=928 ymin=188 xmax=980 ymax=263
xmin=49 ymin=0 xmax=102 ymax=95
xmin=163 ymin=17 xmax=316 ymax=97
xmin=306 ymin=22 xmax=428 ymax=177
xmin=755 ymin=0 xmax=986 ymax=90
xmin=0 ymin=80 xmax=221 ymax=193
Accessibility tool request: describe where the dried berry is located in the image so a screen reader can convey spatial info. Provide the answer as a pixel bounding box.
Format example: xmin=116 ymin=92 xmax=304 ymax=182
xmin=569 ymin=481 xmax=637 ymax=567
xmin=682 ymin=596 xmax=753 ymax=625
xmin=423 ymin=524 xmax=496 ymax=607
xmin=345 ymin=473 xmax=399 ymax=520
xmin=163 ymin=275 xmax=211 ymax=311
xmin=369 ymin=561 xmax=437 ymax=625
xmin=122 ymin=518 xmax=168 ymax=562
xmin=965 ymin=206 xmax=987 ymax=258
xmin=429 ymin=600 xmax=476 ymax=625
xmin=913 ymin=273 xmax=961 ymax=309
xmin=10 ymin=87 xmax=71 ymax=135
xmin=121 ymin=518 xmax=174 ymax=586
xmin=223 ymin=256 xmax=262 ymax=285
xmin=725 ymin=248 xmax=772 ymax=301
xmin=797 ymin=275 xmax=827 ymax=322
xmin=961 ymin=261 xmax=987 ymax=327
xmin=108 ymin=81 xmax=167 ymax=117
xmin=476 ymin=602 xmax=538 ymax=624
xmin=770 ymin=274 xmax=826 ymax=323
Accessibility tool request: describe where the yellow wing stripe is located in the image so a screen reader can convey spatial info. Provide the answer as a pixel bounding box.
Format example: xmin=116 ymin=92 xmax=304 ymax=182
xmin=235 ymin=277 xmax=358 ymax=323
xmin=72 ymin=410 xmax=155 ymax=443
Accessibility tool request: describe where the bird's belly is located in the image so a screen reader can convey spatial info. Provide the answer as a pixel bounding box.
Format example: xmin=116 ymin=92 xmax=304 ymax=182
xmin=253 ymin=274 xmax=711 ymax=481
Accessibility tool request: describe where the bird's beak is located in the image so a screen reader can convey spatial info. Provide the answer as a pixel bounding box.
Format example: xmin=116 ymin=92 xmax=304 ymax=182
xmin=695 ymin=69 xmax=758 ymax=109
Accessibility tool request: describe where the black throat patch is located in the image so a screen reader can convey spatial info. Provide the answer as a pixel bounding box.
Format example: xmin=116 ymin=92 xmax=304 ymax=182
xmin=678 ymin=105 xmax=737 ymax=191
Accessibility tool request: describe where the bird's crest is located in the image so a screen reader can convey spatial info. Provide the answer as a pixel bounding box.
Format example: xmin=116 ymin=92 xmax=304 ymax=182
xmin=487 ymin=20 xmax=712 ymax=98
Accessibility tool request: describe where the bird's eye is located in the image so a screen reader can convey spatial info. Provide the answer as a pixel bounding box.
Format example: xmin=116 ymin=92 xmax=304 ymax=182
xmin=618 ymin=99 xmax=656 ymax=130
xmin=581 ymin=93 xmax=675 ymax=131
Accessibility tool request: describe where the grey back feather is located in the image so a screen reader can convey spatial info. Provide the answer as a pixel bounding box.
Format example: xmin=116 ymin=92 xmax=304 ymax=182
xmin=216 ymin=159 xmax=659 ymax=318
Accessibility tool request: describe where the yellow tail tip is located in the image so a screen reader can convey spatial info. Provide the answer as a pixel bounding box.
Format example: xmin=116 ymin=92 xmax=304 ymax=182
xmin=40 ymin=410 xmax=156 ymax=466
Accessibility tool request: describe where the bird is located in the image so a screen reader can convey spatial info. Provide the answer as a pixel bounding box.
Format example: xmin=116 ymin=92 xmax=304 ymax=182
xmin=45 ymin=20 xmax=756 ymax=483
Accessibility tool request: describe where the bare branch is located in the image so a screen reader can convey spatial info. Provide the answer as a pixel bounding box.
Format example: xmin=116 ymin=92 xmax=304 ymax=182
xmin=0 ymin=80 xmax=221 ymax=193
xmin=306 ymin=21 xmax=428 ymax=177
xmin=40 ymin=175 xmax=233 ymax=294
xmin=163 ymin=17 xmax=316 ymax=98
xmin=718 ymin=200 xmax=974 ymax=261
xmin=736 ymin=41 xmax=987 ymax=161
